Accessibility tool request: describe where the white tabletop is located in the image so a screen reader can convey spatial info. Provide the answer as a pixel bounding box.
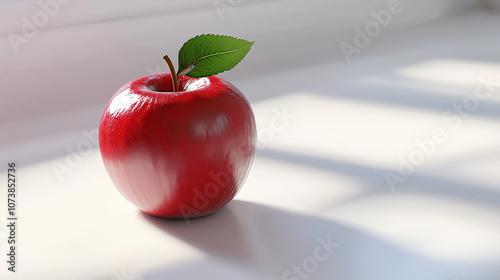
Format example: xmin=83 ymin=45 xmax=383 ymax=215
xmin=1 ymin=8 xmax=500 ymax=280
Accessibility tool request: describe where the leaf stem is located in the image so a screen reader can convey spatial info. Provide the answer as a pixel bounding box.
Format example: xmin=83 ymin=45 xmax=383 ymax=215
xmin=163 ymin=54 xmax=179 ymax=92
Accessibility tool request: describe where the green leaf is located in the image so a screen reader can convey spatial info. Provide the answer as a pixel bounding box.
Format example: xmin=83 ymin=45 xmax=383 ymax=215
xmin=177 ymin=34 xmax=254 ymax=78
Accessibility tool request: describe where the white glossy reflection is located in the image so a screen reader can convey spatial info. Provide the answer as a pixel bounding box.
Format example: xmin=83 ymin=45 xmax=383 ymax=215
xmin=107 ymin=90 xmax=141 ymax=115
xmin=184 ymin=77 xmax=210 ymax=91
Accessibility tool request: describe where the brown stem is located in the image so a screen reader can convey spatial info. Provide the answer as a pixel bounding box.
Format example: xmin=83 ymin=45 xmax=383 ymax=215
xmin=163 ymin=54 xmax=179 ymax=92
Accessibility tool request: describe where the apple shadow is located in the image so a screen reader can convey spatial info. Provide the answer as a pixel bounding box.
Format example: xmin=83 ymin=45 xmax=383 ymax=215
xmin=138 ymin=200 xmax=496 ymax=280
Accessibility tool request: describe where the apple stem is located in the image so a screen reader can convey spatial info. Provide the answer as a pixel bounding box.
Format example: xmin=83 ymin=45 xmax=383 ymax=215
xmin=163 ymin=54 xmax=179 ymax=92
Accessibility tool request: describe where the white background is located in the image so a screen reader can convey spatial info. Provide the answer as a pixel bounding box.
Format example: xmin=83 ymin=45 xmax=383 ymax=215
xmin=1 ymin=1 xmax=500 ymax=279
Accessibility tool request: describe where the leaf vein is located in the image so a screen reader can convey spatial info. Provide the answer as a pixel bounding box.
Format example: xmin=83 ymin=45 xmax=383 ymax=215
xmin=181 ymin=44 xmax=250 ymax=75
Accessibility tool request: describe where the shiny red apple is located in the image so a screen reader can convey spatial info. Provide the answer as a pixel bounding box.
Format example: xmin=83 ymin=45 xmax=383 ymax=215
xmin=99 ymin=73 xmax=256 ymax=219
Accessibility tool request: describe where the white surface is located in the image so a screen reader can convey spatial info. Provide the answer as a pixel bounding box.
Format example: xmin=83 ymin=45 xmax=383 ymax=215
xmin=1 ymin=6 xmax=500 ymax=280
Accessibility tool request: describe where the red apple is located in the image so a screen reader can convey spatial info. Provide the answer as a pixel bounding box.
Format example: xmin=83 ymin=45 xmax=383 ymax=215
xmin=99 ymin=73 xmax=256 ymax=219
